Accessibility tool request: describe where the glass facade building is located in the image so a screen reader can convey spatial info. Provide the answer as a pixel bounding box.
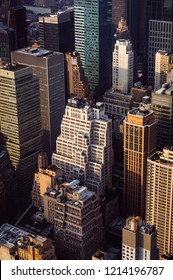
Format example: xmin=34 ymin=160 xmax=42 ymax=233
xmin=74 ymin=0 xmax=112 ymax=99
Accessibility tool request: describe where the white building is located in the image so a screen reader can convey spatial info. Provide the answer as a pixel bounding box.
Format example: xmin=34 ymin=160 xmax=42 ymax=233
xmin=112 ymin=39 xmax=134 ymax=94
xmin=52 ymin=98 xmax=112 ymax=196
xmin=146 ymin=147 xmax=173 ymax=256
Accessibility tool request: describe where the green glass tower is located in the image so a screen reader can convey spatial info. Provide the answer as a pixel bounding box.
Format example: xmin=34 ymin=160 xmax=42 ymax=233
xmin=74 ymin=0 xmax=112 ymax=99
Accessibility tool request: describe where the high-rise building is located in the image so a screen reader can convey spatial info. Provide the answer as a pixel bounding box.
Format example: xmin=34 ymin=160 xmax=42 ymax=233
xmin=122 ymin=215 xmax=159 ymax=260
xmin=127 ymin=0 xmax=173 ymax=83
xmin=151 ymin=84 xmax=173 ymax=149
xmin=148 ymin=20 xmax=173 ymax=86
xmin=146 ymin=147 xmax=173 ymax=256
xmin=32 ymin=154 xmax=64 ymax=209
xmin=112 ymin=0 xmax=127 ymax=28
xmin=0 ymin=64 xmax=42 ymax=202
xmin=11 ymin=48 xmax=65 ymax=161
xmin=43 ymin=180 xmax=103 ymax=259
xmin=0 ymin=150 xmax=16 ymax=224
xmin=155 ymin=50 xmax=173 ymax=90
xmin=8 ymin=4 xmax=27 ymax=49
xmin=123 ymin=104 xmax=157 ymax=218
xmin=39 ymin=8 xmax=75 ymax=53
xmin=65 ymin=51 xmax=91 ymax=101
xmin=74 ymin=0 xmax=112 ymax=98
xmin=0 ymin=23 xmax=16 ymax=63
xmin=52 ymin=98 xmax=112 ymax=197
xmin=103 ymin=89 xmax=133 ymax=141
xmin=112 ymin=39 xmax=134 ymax=94
xmin=0 ymin=223 xmax=56 ymax=260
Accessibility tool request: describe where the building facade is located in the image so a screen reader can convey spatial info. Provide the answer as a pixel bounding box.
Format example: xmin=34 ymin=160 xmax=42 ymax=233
xmin=155 ymin=50 xmax=173 ymax=90
xmin=39 ymin=8 xmax=74 ymax=53
xmin=0 ymin=150 xmax=16 ymax=224
xmin=65 ymin=51 xmax=91 ymax=101
xmin=11 ymin=48 xmax=65 ymax=161
xmin=0 ymin=223 xmax=56 ymax=260
xmin=151 ymin=84 xmax=173 ymax=149
xmin=123 ymin=104 xmax=157 ymax=218
xmin=122 ymin=215 xmax=159 ymax=260
xmin=112 ymin=39 xmax=134 ymax=94
xmin=148 ymin=20 xmax=173 ymax=86
xmin=74 ymin=0 xmax=112 ymax=98
xmin=52 ymin=98 xmax=112 ymax=197
xmin=32 ymin=155 xmax=64 ymax=208
xmin=146 ymin=147 xmax=173 ymax=256
xmin=112 ymin=0 xmax=127 ymax=28
xmin=0 ymin=64 xmax=42 ymax=202
xmin=43 ymin=180 xmax=103 ymax=259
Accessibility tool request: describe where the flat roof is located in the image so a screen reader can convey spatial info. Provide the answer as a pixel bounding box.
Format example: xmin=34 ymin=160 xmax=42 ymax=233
xmin=14 ymin=48 xmax=53 ymax=57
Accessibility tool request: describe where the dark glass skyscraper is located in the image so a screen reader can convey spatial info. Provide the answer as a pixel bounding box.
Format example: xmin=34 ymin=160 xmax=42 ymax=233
xmin=127 ymin=0 xmax=173 ymax=84
xmin=74 ymin=0 xmax=112 ymax=99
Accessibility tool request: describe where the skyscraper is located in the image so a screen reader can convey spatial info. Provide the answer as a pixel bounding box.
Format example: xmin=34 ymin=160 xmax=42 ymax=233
xmin=112 ymin=39 xmax=134 ymax=93
xmin=43 ymin=180 xmax=103 ymax=259
xmin=148 ymin=19 xmax=173 ymax=86
xmin=8 ymin=4 xmax=27 ymax=49
xmin=151 ymin=84 xmax=173 ymax=150
xmin=65 ymin=51 xmax=91 ymax=101
xmin=146 ymin=147 xmax=173 ymax=256
xmin=0 ymin=64 xmax=42 ymax=202
xmin=112 ymin=0 xmax=127 ymax=28
xmin=39 ymin=8 xmax=75 ymax=53
xmin=11 ymin=48 xmax=65 ymax=161
xmin=52 ymin=98 xmax=112 ymax=197
xmin=0 ymin=23 xmax=16 ymax=63
xmin=127 ymin=0 xmax=173 ymax=83
xmin=122 ymin=215 xmax=159 ymax=260
xmin=124 ymin=104 xmax=157 ymax=218
xmin=155 ymin=50 xmax=173 ymax=90
xmin=74 ymin=0 xmax=112 ymax=98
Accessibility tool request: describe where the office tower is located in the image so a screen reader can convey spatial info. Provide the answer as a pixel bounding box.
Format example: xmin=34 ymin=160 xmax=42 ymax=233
xmin=0 ymin=223 xmax=56 ymax=260
xmin=146 ymin=147 xmax=173 ymax=256
xmin=148 ymin=20 xmax=173 ymax=86
xmin=39 ymin=8 xmax=74 ymax=53
xmin=112 ymin=0 xmax=127 ymax=28
xmin=151 ymin=84 xmax=173 ymax=150
xmin=155 ymin=50 xmax=173 ymax=90
xmin=65 ymin=51 xmax=91 ymax=101
xmin=0 ymin=23 xmax=16 ymax=63
xmin=32 ymin=156 xmax=64 ymax=208
xmin=0 ymin=64 xmax=42 ymax=202
xmin=127 ymin=0 xmax=145 ymax=63
xmin=0 ymin=150 xmax=16 ymax=224
xmin=122 ymin=216 xmax=159 ymax=260
xmin=52 ymin=98 xmax=112 ymax=197
xmin=74 ymin=0 xmax=112 ymax=98
xmin=43 ymin=180 xmax=103 ymax=259
xmin=127 ymin=0 xmax=173 ymax=83
xmin=124 ymin=104 xmax=157 ymax=218
xmin=103 ymin=89 xmax=133 ymax=141
xmin=11 ymin=48 xmax=65 ymax=160
xmin=112 ymin=39 xmax=134 ymax=94
xmin=8 ymin=4 xmax=27 ymax=49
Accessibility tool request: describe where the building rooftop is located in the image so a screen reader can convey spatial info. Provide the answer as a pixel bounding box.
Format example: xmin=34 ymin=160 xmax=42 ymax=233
xmin=129 ymin=104 xmax=151 ymax=117
xmin=0 ymin=63 xmax=29 ymax=72
xmin=13 ymin=47 xmax=62 ymax=57
xmin=124 ymin=216 xmax=156 ymax=235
